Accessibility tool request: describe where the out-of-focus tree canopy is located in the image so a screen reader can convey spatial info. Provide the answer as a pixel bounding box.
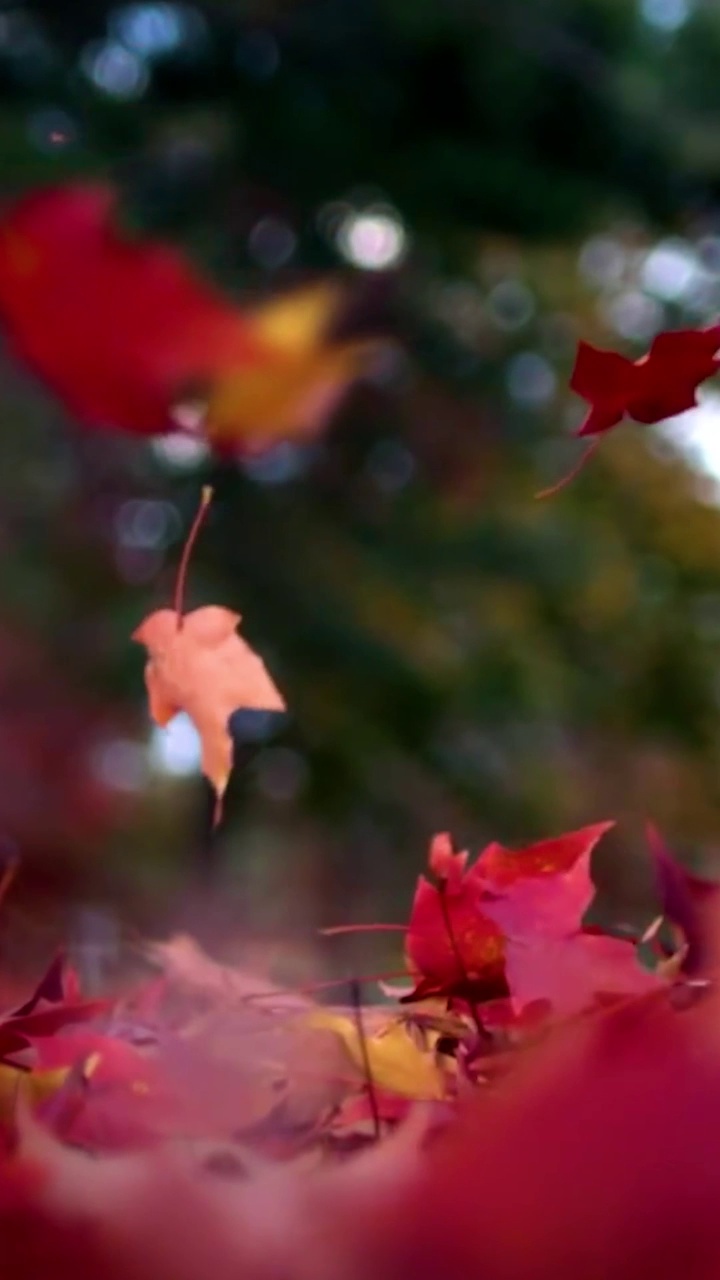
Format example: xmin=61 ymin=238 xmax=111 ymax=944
xmin=1 ymin=0 xmax=720 ymax=959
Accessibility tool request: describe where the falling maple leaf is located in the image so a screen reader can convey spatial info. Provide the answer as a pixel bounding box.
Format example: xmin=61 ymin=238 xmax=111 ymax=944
xmin=133 ymin=488 xmax=285 ymax=823
xmin=134 ymin=605 xmax=284 ymax=817
xmin=0 ymin=182 xmax=377 ymax=451
xmin=571 ymin=327 xmax=720 ymax=437
xmin=537 ymin=326 xmax=720 ymax=497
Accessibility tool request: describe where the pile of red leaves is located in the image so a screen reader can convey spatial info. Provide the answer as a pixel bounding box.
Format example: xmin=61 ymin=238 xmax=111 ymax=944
xmin=0 ymin=819 xmax=716 ymax=1280
xmin=2 ymin=182 xmax=720 ymax=1277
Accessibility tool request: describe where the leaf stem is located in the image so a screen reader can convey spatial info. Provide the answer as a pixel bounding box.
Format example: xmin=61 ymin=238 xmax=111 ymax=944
xmin=437 ymin=880 xmax=491 ymax=1047
xmin=174 ymin=485 xmax=214 ymax=628
xmin=350 ymin=978 xmax=381 ymax=1141
xmin=240 ymin=968 xmax=411 ymax=1003
xmin=535 ymin=437 xmax=601 ymax=500
xmin=320 ymin=924 xmax=408 ymax=937
xmin=0 ymin=858 xmax=18 ymax=914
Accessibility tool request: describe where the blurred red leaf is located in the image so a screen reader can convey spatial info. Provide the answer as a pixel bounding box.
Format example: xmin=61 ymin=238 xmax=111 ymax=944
xmin=0 ymin=182 xmax=374 ymax=451
xmin=481 ymin=830 xmax=660 ymax=1015
xmin=0 ymin=955 xmax=108 ymax=1061
xmin=376 ymin=994 xmax=720 ymax=1280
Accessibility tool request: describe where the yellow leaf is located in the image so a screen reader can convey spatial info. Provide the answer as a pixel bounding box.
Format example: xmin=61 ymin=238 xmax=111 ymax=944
xmin=0 ymin=1064 xmax=69 ymax=1117
xmin=249 ymin=283 xmax=343 ymax=355
xmin=204 ymin=340 xmax=376 ymax=450
xmin=305 ymin=1012 xmax=445 ymax=1101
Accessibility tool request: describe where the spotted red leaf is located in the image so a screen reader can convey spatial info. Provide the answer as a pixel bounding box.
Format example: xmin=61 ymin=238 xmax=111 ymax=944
xmin=405 ymin=835 xmax=505 ymax=999
xmin=474 ymin=822 xmax=615 ymax=890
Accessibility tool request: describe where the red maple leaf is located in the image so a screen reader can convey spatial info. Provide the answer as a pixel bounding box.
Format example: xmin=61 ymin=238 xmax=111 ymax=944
xmin=481 ymin=832 xmax=661 ymax=1015
xmin=382 ymin=994 xmax=720 ymax=1280
xmin=404 ymin=834 xmax=506 ymax=1001
xmin=0 ymin=954 xmax=107 ymax=1061
xmin=571 ymin=327 xmax=720 ymax=437
xmin=538 ymin=326 xmax=720 ymax=497
xmin=404 ymin=824 xmax=615 ymax=1003
xmin=474 ymin=822 xmax=614 ymax=889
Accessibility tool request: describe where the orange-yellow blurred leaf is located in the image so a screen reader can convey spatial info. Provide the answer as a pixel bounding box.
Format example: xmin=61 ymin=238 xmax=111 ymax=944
xmin=0 ymin=1064 xmax=68 ymax=1119
xmin=0 ymin=183 xmax=377 ymax=451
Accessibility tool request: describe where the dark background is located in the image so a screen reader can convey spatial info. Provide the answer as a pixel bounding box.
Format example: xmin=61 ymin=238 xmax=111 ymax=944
xmin=0 ymin=0 xmax=719 ymax=984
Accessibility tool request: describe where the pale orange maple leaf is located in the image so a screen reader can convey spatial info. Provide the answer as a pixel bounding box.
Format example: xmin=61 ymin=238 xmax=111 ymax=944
xmin=133 ymin=605 xmax=285 ymax=820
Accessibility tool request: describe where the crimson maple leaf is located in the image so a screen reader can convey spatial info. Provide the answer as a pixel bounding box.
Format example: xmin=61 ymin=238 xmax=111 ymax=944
xmin=481 ymin=831 xmax=661 ymax=1016
xmin=571 ymin=326 xmax=720 ymax=437
xmin=538 ymin=325 xmax=720 ymax=497
xmin=404 ymin=824 xmax=615 ymax=1004
xmin=390 ymin=995 xmax=720 ymax=1280
xmin=404 ymin=834 xmax=506 ymax=1001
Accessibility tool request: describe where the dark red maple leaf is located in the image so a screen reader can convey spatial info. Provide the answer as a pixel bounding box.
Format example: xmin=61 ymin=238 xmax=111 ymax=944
xmin=571 ymin=327 xmax=720 ymax=437
xmin=538 ymin=326 xmax=720 ymax=497
xmin=0 ymin=954 xmax=107 ymax=1062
